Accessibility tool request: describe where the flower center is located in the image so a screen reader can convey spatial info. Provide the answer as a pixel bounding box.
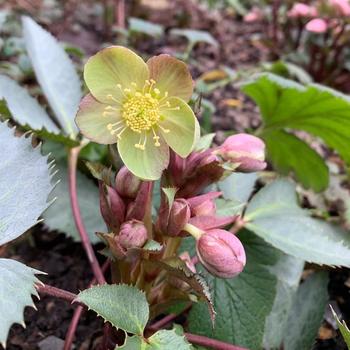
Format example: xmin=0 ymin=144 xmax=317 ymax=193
xmin=104 ymin=79 xmax=178 ymax=150
xmin=122 ymin=92 xmax=160 ymax=133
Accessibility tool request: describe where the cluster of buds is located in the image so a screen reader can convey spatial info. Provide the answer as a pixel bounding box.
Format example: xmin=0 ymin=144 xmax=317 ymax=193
xmin=98 ymin=133 xmax=265 ymax=279
xmin=287 ymin=1 xmax=350 ymax=33
xmin=243 ymin=1 xmax=350 ymax=33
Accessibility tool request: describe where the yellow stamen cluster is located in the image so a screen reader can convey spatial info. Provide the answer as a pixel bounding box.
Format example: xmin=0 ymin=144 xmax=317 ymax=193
xmin=104 ymin=79 xmax=179 ymax=150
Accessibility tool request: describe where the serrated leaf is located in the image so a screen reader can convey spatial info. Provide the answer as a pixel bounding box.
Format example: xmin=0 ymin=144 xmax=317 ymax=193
xmin=283 ymin=271 xmax=329 ymax=350
xmin=0 ymin=121 xmax=53 ymax=245
xmin=188 ymin=232 xmax=281 ymax=350
xmin=0 ymin=75 xmax=59 ymax=133
xmin=0 ymin=258 xmax=44 ymax=347
xmin=245 ymin=179 xmax=350 ymax=266
xmin=263 ymin=255 xmax=304 ymax=349
xmin=119 ymin=328 xmax=192 ymax=350
xmin=331 ymin=306 xmax=350 ymax=349
xmin=77 ymin=284 xmax=149 ymax=335
xmin=264 ymin=130 xmax=329 ymax=192
xmin=148 ymin=329 xmax=192 ymax=349
xmin=129 ymin=17 xmax=164 ymax=38
xmin=22 ymin=16 xmax=82 ymax=136
xmin=42 ymin=160 xmax=104 ymax=243
xmin=242 ymin=73 xmax=350 ymax=191
xmin=145 ymin=258 xmax=215 ymax=324
xmin=170 ymin=29 xmax=218 ymax=47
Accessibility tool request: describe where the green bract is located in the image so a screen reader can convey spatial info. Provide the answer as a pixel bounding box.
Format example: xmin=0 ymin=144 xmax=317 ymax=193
xmin=76 ymin=46 xmax=199 ymax=180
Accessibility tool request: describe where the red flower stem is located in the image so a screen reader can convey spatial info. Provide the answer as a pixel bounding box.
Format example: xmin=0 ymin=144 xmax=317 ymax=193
xmin=184 ymin=333 xmax=248 ymax=350
xmin=68 ymin=146 xmax=106 ymax=285
xmin=63 ymin=306 xmax=84 ymax=350
xmin=64 ymin=261 xmax=110 ymax=350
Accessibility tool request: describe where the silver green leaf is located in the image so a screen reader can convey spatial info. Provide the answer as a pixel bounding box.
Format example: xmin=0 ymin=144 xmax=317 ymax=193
xmin=245 ymin=179 xmax=350 ymax=266
xmin=263 ymin=255 xmax=304 ymax=349
xmin=283 ymin=271 xmax=329 ymax=350
xmin=22 ymin=16 xmax=82 ymax=136
xmin=0 ymin=121 xmax=53 ymax=245
xmin=0 ymin=75 xmax=59 ymax=134
xmin=129 ymin=17 xmax=164 ymax=38
xmin=0 ymin=258 xmax=44 ymax=348
xmin=170 ymin=29 xmax=218 ymax=47
xmin=42 ymin=160 xmax=104 ymax=244
xmin=77 ymin=284 xmax=149 ymax=335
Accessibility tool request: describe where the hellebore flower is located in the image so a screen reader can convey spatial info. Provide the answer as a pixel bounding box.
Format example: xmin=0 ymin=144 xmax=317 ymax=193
xmin=76 ymin=46 xmax=199 ymax=180
xmin=330 ymin=0 xmax=350 ymax=16
xmin=288 ymin=3 xmax=317 ymax=18
xmin=196 ymin=229 xmax=246 ymax=278
xmin=305 ymin=18 xmax=328 ymax=33
xmin=215 ymin=133 xmax=266 ymax=172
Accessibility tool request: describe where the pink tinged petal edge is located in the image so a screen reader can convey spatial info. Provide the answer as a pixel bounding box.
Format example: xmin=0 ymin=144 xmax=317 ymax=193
xmin=147 ymin=54 xmax=194 ymax=102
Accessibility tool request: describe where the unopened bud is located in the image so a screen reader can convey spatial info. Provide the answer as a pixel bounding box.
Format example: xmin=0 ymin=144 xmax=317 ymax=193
xmin=196 ymin=229 xmax=246 ymax=278
xmin=119 ymin=220 xmax=147 ymax=249
xmin=167 ymin=199 xmax=191 ymax=236
xmin=116 ymin=166 xmax=142 ymax=198
xmin=99 ymin=183 xmax=125 ymax=231
xmin=216 ymin=133 xmax=266 ymax=172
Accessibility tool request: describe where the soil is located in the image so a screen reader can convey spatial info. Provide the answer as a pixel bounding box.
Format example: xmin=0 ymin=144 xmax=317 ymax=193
xmin=2 ymin=0 xmax=350 ymax=349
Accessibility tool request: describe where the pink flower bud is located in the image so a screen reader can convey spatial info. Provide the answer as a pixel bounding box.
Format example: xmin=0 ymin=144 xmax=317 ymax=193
xmin=99 ymin=183 xmax=125 ymax=231
xmin=179 ymin=252 xmax=196 ymax=273
xmin=196 ymin=229 xmax=246 ymax=278
xmin=305 ymin=18 xmax=328 ymax=33
xmin=118 ymin=220 xmax=147 ymax=249
xmin=244 ymin=7 xmax=263 ymax=22
xmin=116 ymin=166 xmax=142 ymax=198
xmin=188 ymin=192 xmax=221 ymax=217
xmin=166 ymin=199 xmax=191 ymax=236
xmin=330 ymin=0 xmax=350 ymax=16
xmin=288 ymin=3 xmax=317 ymax=18
xmin=216 ymin=133 xmax=266 ymax=172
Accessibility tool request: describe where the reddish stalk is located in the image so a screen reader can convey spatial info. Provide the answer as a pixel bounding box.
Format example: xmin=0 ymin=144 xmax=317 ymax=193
xmin=115 ymin=0 xmax=125 ymax=29
xmin=37 ymin=284 xmax=78 ymax=304
xmin=64 ymin=261 xmax=110 ymax=350
xmin=185 ymin=333 xmax=248 ymax=350
xmin=68 ymin=146 xmax=106 ymax=285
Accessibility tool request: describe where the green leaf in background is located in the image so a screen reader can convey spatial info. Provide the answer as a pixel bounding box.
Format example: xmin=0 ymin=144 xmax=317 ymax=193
xmin=42 ymin=160 xmax=104 ymax=244
xmin=0 ymin=258 xmax=44 ymax=347
xmin=0 ymin=75 xmax=59 ymax=134
xmin=263 ymin=255 xmax=304 ymax=349
xmin=129 ymin=17 xmax=164 ymax=38
xmin=265 ymin=130 xmax=328 ymax=192
xmin=242 ymin=73 xmax=350 ymax=191
xmin=0 ymin=121 xmax=53 ymax=245
xmin=22 ymin=16 xmax=82 ymax=136
xmin=119 ymin=336 xmax=143 ymax=349
xmin=283 ymin=271 xmax=329 ymax=350
xmin=217 ymin=172 xmax=257 ymax=215
xmin=245 ymin=179 xmax=350 ymax=267
xmin=331 ymin=306 xmax=350 ymax=349
xmin=188 ymin=232 xmax=281 ymax=350
xmin=77 ymin=284 xmax=149 ymax=335
xmin=170 ymin=28 xmax=219 ymax=48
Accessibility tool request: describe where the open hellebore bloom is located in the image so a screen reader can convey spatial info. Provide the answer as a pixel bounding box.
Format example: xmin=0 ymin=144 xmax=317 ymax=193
xmin=215 ymin=133 xmax=266 ymax=172
xmin=196 ymin=229 xmax=246 ymax=279
xmin=76 ymin=46 xmax=199 ymax=180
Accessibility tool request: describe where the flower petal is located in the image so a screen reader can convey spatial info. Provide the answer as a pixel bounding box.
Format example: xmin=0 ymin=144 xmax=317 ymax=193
xmin=147 ymin=55 xmax=193 ymax=102
xmin=84 ymin=46 xmax=149 ymax=104
xmin=75 ymin=94 xmax=120 ymax=144
xmin=159 ymin=97 xmax=200 ymax=157
xmin=117 ymin=128 xmax=170 ymax=180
